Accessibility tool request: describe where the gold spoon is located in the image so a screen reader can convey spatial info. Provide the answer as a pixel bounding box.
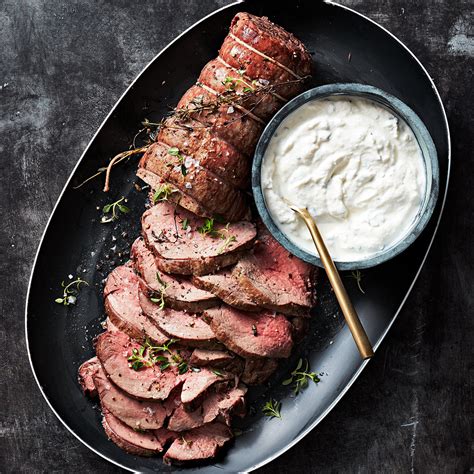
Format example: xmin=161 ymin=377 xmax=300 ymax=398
xmin=287 ymin=203 xmax=374 ymax=360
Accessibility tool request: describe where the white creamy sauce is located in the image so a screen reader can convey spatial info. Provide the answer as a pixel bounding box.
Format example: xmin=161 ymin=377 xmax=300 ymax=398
xmin=261 ymin=96 xmax=426 ymax=262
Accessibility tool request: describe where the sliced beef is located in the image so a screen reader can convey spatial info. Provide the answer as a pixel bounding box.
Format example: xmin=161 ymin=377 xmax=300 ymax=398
xmin=102 ymin=411 xmax=166 ymax=456
xmin=180 ymin=367 xmax=233 ymax=404
xmin=190 ymin=349 xmax=235 ymax=368
xmin=139 ymin=141 xmax=250 ymax=222
xmin=78 ymin=357 xmax=100 ymax=397
xmin=131 ymin=238 xmax=218 ymax=312
xmin=137 ymin=168 xmax=213 ymax=218
xmin=204 ymin=306 xmax=293 ymax=359
xmin=192 ymin=270 xmax=260 ymax=312
xmin=176 ymin=85 xmax=263 ymax=156
xmin=93 ymin=364 xmax=167 ymax=430
xmin=233 ymin=226 xmax=316 ymax=317
xmin=104 ymin=265 xmax=168 ymax=344
xmin=159 ymin=115 xmax=250 ymax=189
xmin=168 ymin=384 xmax=247 ymax=431
xmin=229 ymin=12 xmax=312 ymax=79
xmin=198 ymin=58 xmax=284 ymax=121
xmin=290 ymin=316 xmax=309 ymax=343
xmin=142 ymin=202 xmax=256 ymax=275
xmin=139 ymin=289 xmax=216 ymax=346
xmin=163 ymin=422 xmax=233 ymax=464
xmin=96 ymin=331 xmax=183 ymax=401
xmin=241 ymin=358 xmax=279 ymax=385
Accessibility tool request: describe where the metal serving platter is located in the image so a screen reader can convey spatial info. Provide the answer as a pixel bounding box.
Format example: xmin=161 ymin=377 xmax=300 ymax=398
xmin=25 ymin=1 xmax=450 ymax=472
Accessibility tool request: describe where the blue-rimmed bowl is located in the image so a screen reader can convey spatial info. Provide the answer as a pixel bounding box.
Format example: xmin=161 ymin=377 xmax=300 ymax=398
xmin=252 ymin=83 xmax=440 ymax=270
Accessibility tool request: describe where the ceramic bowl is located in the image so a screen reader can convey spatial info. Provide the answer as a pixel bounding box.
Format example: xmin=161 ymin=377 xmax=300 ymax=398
xmin=252 ymin=83 xmax=440 ymax=270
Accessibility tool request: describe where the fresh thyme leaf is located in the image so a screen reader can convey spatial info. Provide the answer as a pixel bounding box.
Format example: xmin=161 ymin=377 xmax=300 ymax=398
xmin=160 ymin=362 xmax=170 ymax=371
xmin=55 ymin=277 xmax=89 ymax=306
xmin=217 ymin=234 xmax=236 ymax=254
xmin=168 ymin=147 xmax=180 ymax=156
xmin=178 ymin=361 xmax=188 ymax=375
xmin=197 ymin=218 xmax=216 ymax=236
xmin=182 ymin=218 xmax=189 ymax=230
xmin=212 ymin=369 xmax=224 ymax=377
xmin=101 ymin=196 xmax=130 ymax=224
xmin=350 ymin=270 xmax=365 ymax=294
xmin=282 ymin=358 xmax=320 ymax=395
xmin=152 ymin=184 xmax=174 ymax=203
xmin=262 ymin=398 xmax=282 ymax=419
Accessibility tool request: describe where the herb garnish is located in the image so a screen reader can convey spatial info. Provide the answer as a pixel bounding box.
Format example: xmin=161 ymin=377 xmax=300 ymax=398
xmin=217 ymin=234 xmax=237 ymax=254
xmin=150 ymin=272 xmax=167 ymax=310
xmin=152 ymin=184 xmax=175 ymax=203
xmin=262 ymin=399 xmax=282 ymax=419
xmin=350 ymin=270 xmax=365 ymax=294
xmin=167 ymin=147 xmax=187 ymax=176
xmin=197 ymin=218 xmax=218 ymax=237
xmin=212 ymin=369 xmax=224 ymax=377
xmin=127 ymin=338 xmax=179 ymax=371
xmin=101 ymin=196 xmax=130 ymax=223
xmin=55 ymin=277 xmax=89 ymax=306
xmin=181 ymin=218 xmax=189 ymax=230
xmin=178 ymin=361 xmax=189 ymax=375
xmin=282 ymin=358 xmax=320 ymax=395
xmin=198 ymin=219 xmax=237 ymax=252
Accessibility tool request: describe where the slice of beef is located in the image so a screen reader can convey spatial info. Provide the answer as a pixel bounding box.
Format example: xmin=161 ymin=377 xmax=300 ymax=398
xmin=142 ymin=202 xmax=256 ymax=275
xmin=290 ymin=316 xmax=309 ymax=343
xmin=139 ymin=289 xmax=216 ymax=346
xmin=204 ymin=306 xmax=293 ymax=359
xmin=192 ymin=270 xmax=260 ymax=312
xmin=137 ymin=168 xmax=213 ymax=218
xmin=176 ymin=85 xmax=263 ymax=156
xmin=163 ymin=422 xmax=233 ymax=464
xmin=229 ymin=13 xmax=312 ymax=79
xmin=168 ymin=384 xmax=247 ymax=431
xmin=233 ymin=225 xmax=316 ymax=317
xmin=241 ymin=358 xmax=279 ymax=385
xmin=96 ymin=331 xmax=183 ymax=401
xmin=102 ymin=410 xmax=165 ymax=456
xmin=104 ymin=265 xmax=168 ymax=344
xmin=180 ymin=367 xmax=233 ymax=404
xmin=198 ymin=58 xmax=284 ymax=121
xmin=159 ymin=115 xmax=250 ymax=189
xmin=139 ymin=141 xmax=250 ymax=222
xmin=190 ymin=349 xmax=235 ymax=368
xmin=154 ymin=428 xmax=179 ymax=447
xmin=105 ymin=318 xmax=120 ymax=332
xmin=78 ymin=357 xmax=100 ymax=397
xmin=93 ymin=364 xmax=167 ymax=430
xmin=131 ymin=238 xmax=218 ymax=312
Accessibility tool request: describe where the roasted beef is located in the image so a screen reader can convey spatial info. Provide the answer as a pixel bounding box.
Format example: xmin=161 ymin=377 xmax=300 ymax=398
xmin=96 ymin=331 xmax=183 ymax=401
xmin=104 ymin=265 xmax=168 ymax=344
xmin=163 ymin=422 xmax=233 ymax=464
xmin=93 ymin=364 xmax=168 ymax=430
xmin=131 ymin=238 xmax=217 ymax=312
xmin=142 ymin=202 xmax=256 ymax=275
xmin=139 ymin=289 xmax=216 ymax=346
xmin=139 ymin=141 xmax=250 ymax=222
xmin=241 ymin=358 xmax=279 ymax=385
xmin=102 ymin=411 xmax=169 ymax=456
xmin=204 ymin=306 xmax=293 ymax=359
xmin=180 ymin=367 xmax=233 ymax=404
xmin=78 ymin=357 xmax=100 ymax=398
xmin=233 ymin=225 xmax=316 ymax=316
xmin=138 ymin=12 xmax=311 ymax=221
xmin=192 ymin=269 xmax=260 ymax=312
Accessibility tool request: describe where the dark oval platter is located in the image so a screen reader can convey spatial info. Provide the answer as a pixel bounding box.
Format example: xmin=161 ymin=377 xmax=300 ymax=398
xmin=26 ymin=1 xmax=450 ymax=472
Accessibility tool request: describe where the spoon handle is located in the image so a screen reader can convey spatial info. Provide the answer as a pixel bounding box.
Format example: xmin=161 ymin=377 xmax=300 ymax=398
xmin=298 ymin=208 xmax=374 ymax=359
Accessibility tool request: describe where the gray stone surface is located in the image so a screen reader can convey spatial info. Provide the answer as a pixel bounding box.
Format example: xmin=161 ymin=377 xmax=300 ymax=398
xmin=0 ymin=0 xmax=472 ymax=472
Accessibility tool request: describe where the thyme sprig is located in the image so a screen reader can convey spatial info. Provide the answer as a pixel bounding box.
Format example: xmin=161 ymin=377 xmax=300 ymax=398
xmin=149 ymin=272 xmax=168 ymax=310
xmin=55 ymin=277 xmax=89 ymax=306
xmin=152 ymin=184 xmax=176 ymax=203
xmin=350 ymin=270 xmax=365 ymax=294
xmin=282 ymin=358 xmax=320 ymax=395
xmin=197 ymin=219 xmax=236 ymax=251
xmin=127 ymin=338 xmax=180 ymax=371
xmin=262 ymin=398 xmax=282 ymax=419
xmin=100 ymin=196 xmax=130 ymax=224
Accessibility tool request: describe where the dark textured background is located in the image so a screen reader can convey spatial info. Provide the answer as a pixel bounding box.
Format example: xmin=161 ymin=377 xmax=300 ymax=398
xmin=1 ymin=0 xmax=472 ymax=472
